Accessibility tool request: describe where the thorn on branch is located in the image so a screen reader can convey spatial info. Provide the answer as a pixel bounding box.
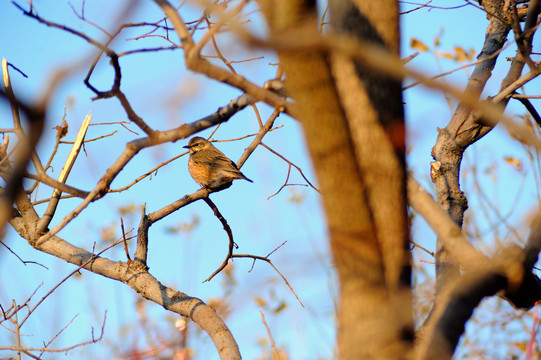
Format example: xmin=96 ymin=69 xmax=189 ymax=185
xmin=134 ymin=204 xmax=150 ymax=268
xmin=121 ymin=217 xmax=132 ymax=262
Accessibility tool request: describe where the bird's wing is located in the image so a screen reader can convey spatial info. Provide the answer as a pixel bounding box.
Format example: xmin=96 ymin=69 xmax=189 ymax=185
xmin=211 ymin=154 xmax=242 ymax=172
xmin=192 ymin=151 xmax=250 ymax=180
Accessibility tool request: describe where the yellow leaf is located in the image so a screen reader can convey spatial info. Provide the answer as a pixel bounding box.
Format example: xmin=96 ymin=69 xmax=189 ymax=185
xmin=503 ymin=156 xmax=523 ymax=172
xmin=273 ymin=301 xmax=287 ymax=314
xmin=434 ymin=28 xmax=444 ymax=47
xmin=438 ymin=52 xmax=455 ymax=60
xmin=467 ymin=48 xmax=476 ymax=61
xmin=254 ymin=296 xmax=267 ymax=307
xmin=410 ymin=38 xmax=429 ymax=52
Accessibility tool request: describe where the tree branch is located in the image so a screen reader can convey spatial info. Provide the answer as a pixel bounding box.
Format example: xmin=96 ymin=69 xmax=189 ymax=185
xmin=152 ymin=0 xmax=289 ymax=113
xmin=416 ymin=219 xmax=541 ymax=359
xmin=9 ymin=195 xmax=241 ymax=360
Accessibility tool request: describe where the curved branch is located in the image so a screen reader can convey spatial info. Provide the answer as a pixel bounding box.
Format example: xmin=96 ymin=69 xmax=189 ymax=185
xmin=407 ymin=177 xmax=488 ymax=270
xmin=202 ymin=196 xmax=237 ymax=282
xmin=416 ymin=269 xmax=509 ymax=359
xmin=152 ymin=0 xmax=289 ymax=113
xmin=416 ymin=220 xmax=541 ymax=359
xmin=13 ymin=2 xmax=155 ymax=136
xmin=9 ymin=195 xmax=241 ymax=360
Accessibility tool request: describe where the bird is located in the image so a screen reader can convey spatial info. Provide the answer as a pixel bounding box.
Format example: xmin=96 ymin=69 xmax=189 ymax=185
xmin=183 ymin=136 xmax=253 ymax=190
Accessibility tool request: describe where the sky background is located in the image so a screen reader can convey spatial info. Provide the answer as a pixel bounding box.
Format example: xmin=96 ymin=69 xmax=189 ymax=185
xmin=1 ymin=0 xmax=540 ymax=359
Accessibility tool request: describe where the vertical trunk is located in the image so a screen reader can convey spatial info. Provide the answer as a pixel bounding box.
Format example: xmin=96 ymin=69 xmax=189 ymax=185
xmin=258 ymin=0 xmax=412 ymax=358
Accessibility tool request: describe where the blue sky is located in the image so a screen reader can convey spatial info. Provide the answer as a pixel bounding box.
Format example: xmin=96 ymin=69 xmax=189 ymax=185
xmin=1 ymin=1 xmax=540 ymax=359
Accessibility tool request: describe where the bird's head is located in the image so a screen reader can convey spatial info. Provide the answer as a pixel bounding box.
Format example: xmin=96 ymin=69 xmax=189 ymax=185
xmin=183 ymin=136 xmax=210 ymax=154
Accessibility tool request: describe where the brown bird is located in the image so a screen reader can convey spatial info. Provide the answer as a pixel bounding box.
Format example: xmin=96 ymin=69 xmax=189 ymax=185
xmin=183 ymin=136 xmax=253 ymax=190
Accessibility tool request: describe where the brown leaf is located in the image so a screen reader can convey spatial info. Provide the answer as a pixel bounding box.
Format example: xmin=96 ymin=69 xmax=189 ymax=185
xmin=410 ymin=38 xmax=429 ymax=52
xmin=503 ymin=156 xmax=523 ymax=172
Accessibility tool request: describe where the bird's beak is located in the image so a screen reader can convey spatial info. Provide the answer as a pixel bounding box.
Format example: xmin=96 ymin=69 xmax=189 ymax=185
xmin=183 ymin=145 xmax=190 ymax=149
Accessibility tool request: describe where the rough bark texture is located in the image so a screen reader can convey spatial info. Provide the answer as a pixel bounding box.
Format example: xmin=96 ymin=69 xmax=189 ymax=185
xmin=258 ymin=0 xmax=412 ymax=358
xmin=423 ymin=0 xmax=541 ymax=357
xmin=431 ymin=0 xmax=511 ymax=297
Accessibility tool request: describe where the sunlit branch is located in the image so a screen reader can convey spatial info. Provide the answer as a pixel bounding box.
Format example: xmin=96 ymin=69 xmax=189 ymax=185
xmin=37 ymin=114 xmax=92 ymax=233
xmin=24 ymin=173 xmax=90 ymax=199
xmin=260 ymin=311 xmax=281 ymax=359
xmin=152 ymin=0 xmax=289 ymax=114
xmin=407 ymin=176 xmax=488 ymax=269
xmin=37 ymin=92 xmax=256 ymax=244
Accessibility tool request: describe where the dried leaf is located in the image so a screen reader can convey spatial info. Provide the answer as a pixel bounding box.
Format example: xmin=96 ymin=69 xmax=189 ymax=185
xmin=503 ymin=156 xmax=523 ymax=172
xmin=438 ymin=52 xmax=455 ymax=60
xmin=454 ymin=46 xmax=475 ymax=62
xmin=54 ymin=119 xmax=69 ymax=139
xmin=410 ymin=38 xmax=429 ymax=52
xmin=254 ymin=296 xmax=267 ymax=307
xmin=118 ymin=203 xmax=138 ymax=215
xmin=273 ymin=301 xmax=287 ymax=314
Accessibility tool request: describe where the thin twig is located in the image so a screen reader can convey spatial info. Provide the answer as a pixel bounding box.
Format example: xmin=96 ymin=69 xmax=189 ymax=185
xmin=410 ymin=240 xmax=435 ymax=258
xmin=267 ymin=163 xmax=292 ymax=200
xmin=20 ymin=237 xmax=126 ymax=327
xmin=13 ymin=300 xmax=21 ymax=360
xmin=60 ymin=130 xmax=117 ymax=144
xmin=31 ymin=194 xmax=77 ymax=206
xmin=0 ymin=241 xmax=48 ymax=269
xmin=234 ymin=248 xmax=304 ymax=308
xmin=0 ymin=312 xmax=107 ymax=355
xmin=261 ymin=142 xmax=320 ymax=194
xmin=109 ymin=151 xmax=188 ymax=193
xmin=39 ymin=313 xmax=79 ymax=358
xmin=260 ymin=311 xmax=282 ymax=360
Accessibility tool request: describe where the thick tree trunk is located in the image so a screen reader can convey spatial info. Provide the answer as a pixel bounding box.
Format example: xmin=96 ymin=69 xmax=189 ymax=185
xmin=258 ymin=0 xmax=412 ymax=358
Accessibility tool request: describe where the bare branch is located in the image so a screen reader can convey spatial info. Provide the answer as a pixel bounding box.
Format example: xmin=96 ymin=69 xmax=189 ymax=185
xmin=152 ymin=0 xmax=289 ymax=114
xmin=1 ymin=59 xmax=45 ymax=234
xmin=13 ymin=2 xmax=155 ymax=136
xmin=261 ymin=142 xmax=320 ymax=195
xmin=407 ymin=176 xmax=488 ymax=270
xmin=9 ymin=190 xmax=241 ymax=359
xmin=260 ymin=311 xmax=282 ymax=360
xmin=37 ymin=113 xmax=92 ymax=233
xmin=23 ymin=173 xmax=90 ymax=200
xmin=416 ymin=218 xmax=541 ymax=359
xmin=37 ymin=93 xmax=256 ymax=245
xmin=233 ymin=248 xmax=304 ymax=308
xmin=0 ymin=312 xmax=107 ymax=356
xmin=0 ymin=241 xmax=48 ymax=269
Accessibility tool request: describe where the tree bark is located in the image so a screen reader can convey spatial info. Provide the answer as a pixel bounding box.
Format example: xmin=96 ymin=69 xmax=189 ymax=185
xmin=258 ymin=0 xmax=412 ymax=358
